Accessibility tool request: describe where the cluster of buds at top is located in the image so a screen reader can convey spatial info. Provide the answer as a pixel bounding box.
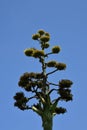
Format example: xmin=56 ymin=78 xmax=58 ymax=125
xmin=32 ymin=30 xmax=51 ymax=50
xmin=24 ymin=30 xmax=61 ymax=59
xmin=32 ymin=30 xmax=50 ymax=42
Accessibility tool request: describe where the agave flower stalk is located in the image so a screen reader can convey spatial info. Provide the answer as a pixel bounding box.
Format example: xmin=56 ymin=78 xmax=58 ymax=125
xmin=14 ymin=29 xmax=73 ymax=130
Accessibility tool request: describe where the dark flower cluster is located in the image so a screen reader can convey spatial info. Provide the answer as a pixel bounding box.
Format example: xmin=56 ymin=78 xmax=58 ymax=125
xmin=13 ymin=92 xmax=29 ymax=110
xmin=55 ymin=107 xmax=67 ymax=114
xmin=58 ymin=79 xmax=73 ymax=101
xmin=18 ymin=72 xmax=46 ymax=91
xmin=59 ymin=79 xmax=73 ymax=88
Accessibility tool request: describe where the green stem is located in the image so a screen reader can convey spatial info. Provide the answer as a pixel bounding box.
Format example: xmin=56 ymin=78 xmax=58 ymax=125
xmin=40 ymin=41 xmax=53 ymax=130
xmin=41 ymin=109 xmax=53 ymax=130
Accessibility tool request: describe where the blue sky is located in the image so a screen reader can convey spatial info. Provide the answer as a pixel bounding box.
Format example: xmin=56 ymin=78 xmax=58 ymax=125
xmin=0 ymin=0 xmax=87 ymax=130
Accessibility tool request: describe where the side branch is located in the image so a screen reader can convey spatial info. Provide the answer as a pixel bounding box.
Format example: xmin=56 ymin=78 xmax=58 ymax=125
xmin=45 ymin=52 xmax=53 ymax=57
xmin=46 ymin=69 xmax=58 ymax=76
xmin=47 ymin=81 xmax=58 ymax=86
xmin=28 ymin=95 xmax=37 ymax=101
xmin=52 ymin=97 xmax=61 ymax=103
xmin=48 ymin=88 xmax=58 ymax=95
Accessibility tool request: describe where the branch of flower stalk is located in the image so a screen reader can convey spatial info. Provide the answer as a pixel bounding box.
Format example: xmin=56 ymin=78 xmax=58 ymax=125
xmin=52 ymin=97 xmax=61 ymax=104
xmin=36 ymin=92 xmax=46 ymax=104
xmin=48 ymin=88 xmax=58 ymax=95
xmin=27 ymin=95 xmax=37 ymax=101
xmin=45 ymin=52 xmax=53 ymax=57
xmin=32 ymin=86 xmax=38 ymax=93
xmin=32 ymin=106 xmax=43 ymax=115
xmin=50 ymin=97 xmax=61 ymax=114
xmin=47 ymin=81 xmax=58 ymax=86
xmin=38 ymin=39 xmax=45 ymax=50
xmin=46 ymin=68 xmax=58 ymax=76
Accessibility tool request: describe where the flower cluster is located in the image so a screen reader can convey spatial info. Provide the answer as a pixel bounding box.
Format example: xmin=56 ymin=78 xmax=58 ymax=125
xmin=40 ymin=35 xmax=50 ymax=42
xmin=46 ymin=61 xmax=57 ymax=67
xmin=46 ymin=60 xmax=66 ymax=70
xmin=24 ymin=48 xmax=45 ymax=58
xmin=55 ymin=63 xmax=66 ymax=70
xmin=18 ymin=72 xmax=45 ymax=91
xmin=58 ymin=89 xmax=73 ymax=101
xmin=41 ymin=42 xmax=50 ymax=49
xmin=59 ymin=79 xmax=73 ymax=88
xmin=55 ymin=107 xmax=67 ymax=114
xmin=32 ymin=30 xmax=50 ymax=50
xmin=58 ymin=79 xmax=73 ymax=101
xmin=14 ymin=92 xmax=29 ymax=110
xmin=52 ymin=46 xmax=61 ymax=53
xmin=32 ymin=29 xmax=50 ymax=42
xmin=32 ymin=33 xmax=40 ymax=40
xmin=33 ymin=50 xmax=44 ymax=58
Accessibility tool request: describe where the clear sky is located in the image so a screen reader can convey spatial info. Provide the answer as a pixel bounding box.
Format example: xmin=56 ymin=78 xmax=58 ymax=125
xmin=0 ymin=0 xmax=87 ymax=130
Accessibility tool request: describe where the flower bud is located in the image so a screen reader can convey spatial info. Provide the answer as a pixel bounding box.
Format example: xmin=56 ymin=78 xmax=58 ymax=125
xmin=52 ymin=46 xmax=61 ymax=53
xmin=41 ymin=42 xmax=50 ymax=49
xmin=38 ymin=30 xmax=45 ymax=35
xmin=45 ymin=32 xmax=50 ymax=37
xmin=55 ymin=63 xmax=66 ymax=70
xmin=40 ymin=36 xmax=50 ymax=42
xmin=33 ymin=50 xmax=45 ymax=58
xmin=32 ymin=34 xmax=40 ymax=40
xmin=47 ymin=61 xmax=57 ymax=67
xmin=24 ymin=48 xmax=34 ymax=56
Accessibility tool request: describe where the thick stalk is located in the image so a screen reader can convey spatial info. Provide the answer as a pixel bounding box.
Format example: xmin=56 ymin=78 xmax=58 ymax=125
xmin=41 ymin=107 xmax=53 ymax=130
xmin=41 ymin=42 xmax=53 ymax=130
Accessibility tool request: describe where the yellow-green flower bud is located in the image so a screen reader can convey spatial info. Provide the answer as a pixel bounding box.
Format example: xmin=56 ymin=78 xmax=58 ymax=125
xmin=38 ymin=29 xmax=45 ymax=35
xmin=52 ymin=46 xmax=61 ymax=53
xmin=47 ymin=60 xmax=57 ymax=67
xmin=32 ymin=34 xmax=40 ymax=40
xmin=55 ymin=63 xmax=66 ymax=70
xmin=41 ymin=42 xmax=50 ymax=49
xmin=33 ymin=50 xmax=45 ymax=58
xmin=45 ymin=32 xmax=50 ymax=37
xmin=40 ymin=36 xmax=50 ymax=42
xmin=24 ymin=48 xmax=34 ymax=56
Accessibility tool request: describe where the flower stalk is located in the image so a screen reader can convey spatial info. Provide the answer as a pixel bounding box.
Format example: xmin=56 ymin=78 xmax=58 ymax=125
xmin=13 ymin=29 xmax=73 ymax=130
